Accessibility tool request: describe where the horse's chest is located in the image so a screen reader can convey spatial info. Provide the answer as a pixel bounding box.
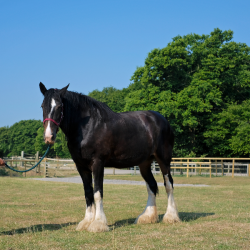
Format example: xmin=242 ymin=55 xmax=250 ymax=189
xmin=81 ymin=148 xmax=94 ymax=159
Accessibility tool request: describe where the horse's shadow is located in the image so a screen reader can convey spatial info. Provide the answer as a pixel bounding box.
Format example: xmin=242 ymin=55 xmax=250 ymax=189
xmin=178 ymin=212 xmax=215 ymax=222
xmin=110 ymin=212 xmax=215 ymax=230
xmin=0 ymin=212 xmax=214 ymax=235
xmin=0 ymin=222 xmax=77 ymax=235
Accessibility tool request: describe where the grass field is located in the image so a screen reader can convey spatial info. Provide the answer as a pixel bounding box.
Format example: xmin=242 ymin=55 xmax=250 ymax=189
xmin=0 ymin=176 xmax=250 ymax=249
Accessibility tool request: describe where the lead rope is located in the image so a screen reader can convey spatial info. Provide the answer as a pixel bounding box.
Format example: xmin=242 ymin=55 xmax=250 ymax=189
xmin=4 ymin=145 xmax=51 ymax=173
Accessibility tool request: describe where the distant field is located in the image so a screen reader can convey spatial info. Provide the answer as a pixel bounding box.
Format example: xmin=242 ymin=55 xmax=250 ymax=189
xmin=104 ymin=173 xmax=250 ymax=186
xmin=0 ymin=176 xmax=250 ymax=249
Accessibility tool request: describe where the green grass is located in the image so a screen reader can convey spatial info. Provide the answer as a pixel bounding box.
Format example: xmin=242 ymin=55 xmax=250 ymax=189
xmin=0 ymin=176 xmax=250 ymax=249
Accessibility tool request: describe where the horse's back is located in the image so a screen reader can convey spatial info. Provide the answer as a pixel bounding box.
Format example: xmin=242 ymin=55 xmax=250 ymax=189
xmin=118 ymin=110 xmax=172 ymax=141
xmin=103 ymin=110 xmax=173 ymax=167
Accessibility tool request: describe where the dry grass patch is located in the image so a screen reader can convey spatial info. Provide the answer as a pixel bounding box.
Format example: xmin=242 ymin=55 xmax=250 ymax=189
xmin=0 ymin=176 xmax=250 ymax=249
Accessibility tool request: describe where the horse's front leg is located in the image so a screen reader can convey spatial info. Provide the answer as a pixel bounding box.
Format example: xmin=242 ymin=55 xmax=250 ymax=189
xmin=87 ymin=159 xmax=109 ymax=232
xmin=76 ymin=170 xmax=95 ymax=231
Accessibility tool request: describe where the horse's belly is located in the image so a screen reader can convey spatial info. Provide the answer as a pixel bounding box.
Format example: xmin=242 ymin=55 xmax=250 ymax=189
xmin=106 ymin=150 xmax=150 ymax=168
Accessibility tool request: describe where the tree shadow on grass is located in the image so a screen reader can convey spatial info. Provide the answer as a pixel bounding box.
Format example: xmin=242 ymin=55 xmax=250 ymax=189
xmin=110 ymin=212 xmax=215 ymax=230
xmin=0 ymin=222 xmax=77 ymax=235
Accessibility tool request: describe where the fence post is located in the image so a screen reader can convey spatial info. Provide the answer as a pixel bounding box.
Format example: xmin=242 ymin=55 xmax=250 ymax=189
xmin=171 ymin=159 xmax=174 ymax=176
xmin=187 ymin=159 xmax=189 ymax=178
xmin=173 ymin=162 xmax=175 ymax=175
xmin=180 ymin=159 xmax=183 ymax=175
xmin=153 ymin=161 xmax=156 ymax=175
xmin=134 ymin=166 xmax=136 ymax=175
xmin=44 ymin=157 xmax=47 ymax=178
xmin=209 ymin=159 xmax=211 ymax=178
xmin=215 ymin=159 xmax=217 ymax=176
xmin=232 ymin=159 xmax=235 ymax=178
xmin=35 ymin=151 xmax=39 ymax=173
xmin=24 ymin=160 xmax=26 ymax=177
xmin=113 ymin=168 xmax=115 ymax=175
xmin=248 ymin=164 xmax=250 ymax=177
xmin=21 ymin=151 xmax=24 ymax=166
xmin=221 ymin=160 xmax=224 ymax=176
xmin=56 ymin=159 xmax=59 ymax=177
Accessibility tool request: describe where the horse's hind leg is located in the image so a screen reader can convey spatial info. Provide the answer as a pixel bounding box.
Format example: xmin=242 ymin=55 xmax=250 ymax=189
xmin=135 ymin=159 xmax=159 ymax=224
xmin=155 ymin=146 xmax=180 ymax=224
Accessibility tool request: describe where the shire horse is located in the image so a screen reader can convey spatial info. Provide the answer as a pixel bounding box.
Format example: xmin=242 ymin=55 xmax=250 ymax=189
xmin=40 ymin=82 xmax=180 ymax=233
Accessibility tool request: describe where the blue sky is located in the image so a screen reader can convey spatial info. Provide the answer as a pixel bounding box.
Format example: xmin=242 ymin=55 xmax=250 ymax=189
xmin=0 ymin=0 xmax=250 ymax=127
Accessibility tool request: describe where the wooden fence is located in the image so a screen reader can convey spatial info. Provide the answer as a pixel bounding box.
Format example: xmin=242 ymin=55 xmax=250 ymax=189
xmin=2 ymin=157 xmax=250 ymax=178
xmin=2 ymin=157 xmax=78 ymax=178
xmin=169 ymin=158 xmax=250 ymax=178
xmin=133 ymin=158 xmax=250 ymax=178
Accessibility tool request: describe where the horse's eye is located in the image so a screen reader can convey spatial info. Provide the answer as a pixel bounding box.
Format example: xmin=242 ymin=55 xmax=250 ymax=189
xmin=55 ymin=105 xmax=62 ymax=110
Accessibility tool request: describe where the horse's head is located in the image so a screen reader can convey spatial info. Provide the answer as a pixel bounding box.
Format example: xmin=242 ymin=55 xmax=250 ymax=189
xmin=39 ymin=82 xmax=69 ymax=144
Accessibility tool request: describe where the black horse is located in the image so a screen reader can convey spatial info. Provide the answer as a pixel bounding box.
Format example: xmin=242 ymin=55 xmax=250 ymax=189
xmin=40 ymin=83 xmax=180 ymax=232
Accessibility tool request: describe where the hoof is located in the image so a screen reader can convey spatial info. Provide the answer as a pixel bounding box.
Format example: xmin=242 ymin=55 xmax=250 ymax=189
xmin=76 ymin=219 xmax=93 ymax=231
xmin=87 ymin=220 xmax=109 ymax=233
xmin=135 ymin=207 xmax=158 ymax=224
xmin=162 ymin=213 xmax=181 ymax=224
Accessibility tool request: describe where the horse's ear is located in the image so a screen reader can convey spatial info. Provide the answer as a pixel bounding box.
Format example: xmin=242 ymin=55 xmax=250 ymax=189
xmin=59 ymin=84 xmax=70 ymax=97
xmin=39 ymin=82 xmax=47 ymax=96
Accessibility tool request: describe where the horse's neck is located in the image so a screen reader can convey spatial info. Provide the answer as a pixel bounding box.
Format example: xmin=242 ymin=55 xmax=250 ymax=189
xmin=60 ymin=103 xmax=95 ymax=139
xmin=60 ymin=94 xmax=116 ymax=138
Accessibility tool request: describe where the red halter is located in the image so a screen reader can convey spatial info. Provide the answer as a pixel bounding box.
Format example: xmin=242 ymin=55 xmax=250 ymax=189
xmin=43 ymin=103 xmax=64 ymax=128
xmin=43 ymin=118 xmax=60 ymax=127
xmin=43 ymin=90 xmax=64 ymax=129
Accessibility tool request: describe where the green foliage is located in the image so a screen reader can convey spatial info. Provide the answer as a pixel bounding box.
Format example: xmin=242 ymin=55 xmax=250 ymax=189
xmin=90 ymin=29 xmax=250 ymax=157
xmin=53 ymin=129 xmax=71 ymax=158
xmin=0 ymin=120 xmax=42 ymax=157
xmin=88 ymin=86 xmax=129 ymax=112
xmin=34 ymin=127 xmax=71 ymax=158
xmin=1 ymin=28 xmax=249 ymax=158
xmin=34 ymin=127 xmax=48 ymax=156
xmin=204 ymin=100 xmax=250 ymax=156
xmin=0 ymin=121 xmax=71 ymax=159
xmin=125 ymin=28 xmax=250 ymax=157
xmin=0 ymin=127 xmax=9 ymax=157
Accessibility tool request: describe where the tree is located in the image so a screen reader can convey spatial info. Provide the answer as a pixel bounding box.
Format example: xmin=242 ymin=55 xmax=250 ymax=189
xmin=0 ymin=120 xmax=42 ymax=157
xmin=0 ymin=127 xmax=10 ymax=157
xmin=126 ymin=28 xmax=250 ymax=157
xmin=35 ymin=127 xmax=71 ymax=158
xmin=53 ymin=129 xmax=71 ymax=158
xmin=1 ymin=29 xmax=249 ymax=158
xmin=34 ymin=127 xmax=52 ymax=156
xmin=88 ymin=86 xmax=129 ymax=113
xmin=204 ymin=100 xmax=250 ymax=157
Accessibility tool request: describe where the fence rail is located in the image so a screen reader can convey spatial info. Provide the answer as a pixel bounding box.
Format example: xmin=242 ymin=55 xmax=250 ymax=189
xmin=2 ymin=157 xmax=250 ymax=178
xmin=169 ymin=158 xmax=250 ymax=178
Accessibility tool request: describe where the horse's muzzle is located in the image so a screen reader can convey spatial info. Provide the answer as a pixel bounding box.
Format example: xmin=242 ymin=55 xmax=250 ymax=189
xmin=44 ymin=134 xmax=56 ymax=145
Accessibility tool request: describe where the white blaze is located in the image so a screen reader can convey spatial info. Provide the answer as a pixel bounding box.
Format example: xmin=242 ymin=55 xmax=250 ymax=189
xmin=45 ymin=98 xmax=56 ymax=137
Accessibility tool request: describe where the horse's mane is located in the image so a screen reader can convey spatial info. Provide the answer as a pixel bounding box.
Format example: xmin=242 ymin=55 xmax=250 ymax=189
xmin=62 ymin=90 xmax=120 ymax=132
